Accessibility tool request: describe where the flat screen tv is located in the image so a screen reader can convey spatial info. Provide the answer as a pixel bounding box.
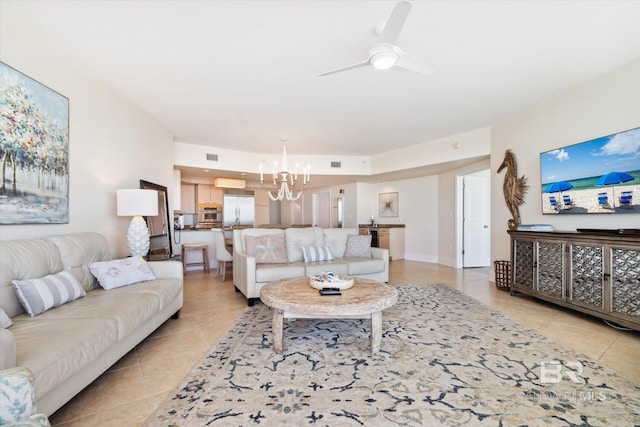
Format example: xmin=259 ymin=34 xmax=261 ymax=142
xmin=540 ymin=126 xmax=640 ymax=214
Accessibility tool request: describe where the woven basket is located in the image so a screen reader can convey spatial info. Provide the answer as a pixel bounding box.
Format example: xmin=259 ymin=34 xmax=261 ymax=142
xmin=494 ymin=260 xmax=511 ymax=292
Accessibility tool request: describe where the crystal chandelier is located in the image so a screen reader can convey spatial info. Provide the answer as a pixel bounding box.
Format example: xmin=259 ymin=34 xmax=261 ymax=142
xmin=260 ymin=144 xmax=310 ymax=201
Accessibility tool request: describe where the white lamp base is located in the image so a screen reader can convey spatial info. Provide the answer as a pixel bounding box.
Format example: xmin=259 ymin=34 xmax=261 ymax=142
xmin=127 ymin=215 xmax=151 ymax=257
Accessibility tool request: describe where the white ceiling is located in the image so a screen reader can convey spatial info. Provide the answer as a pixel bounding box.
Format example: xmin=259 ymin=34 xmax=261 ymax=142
xmin=3 ymin=0 xmax=640 ymax=179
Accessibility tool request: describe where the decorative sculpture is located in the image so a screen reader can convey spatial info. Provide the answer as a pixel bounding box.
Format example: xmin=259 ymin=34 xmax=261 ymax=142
xmin=497 ymin=149 xmax=529 ymax=230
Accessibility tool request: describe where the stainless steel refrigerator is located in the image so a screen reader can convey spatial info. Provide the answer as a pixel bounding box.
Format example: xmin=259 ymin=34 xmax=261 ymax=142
xmin=223 ymin=193 xmax=255 ymax=226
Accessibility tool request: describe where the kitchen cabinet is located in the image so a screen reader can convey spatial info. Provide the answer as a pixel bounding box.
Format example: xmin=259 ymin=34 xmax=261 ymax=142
xmin=254 ymin=188 xmax=270 ymax=226
xmin=197 ymin=185 xmax=223 ymax=205
xmin=180 ymin=183 xmax=196 ymax=214
xmin=358 ymin=225 xmax=405 ymax=260
xmin=379 ymin=227 xmax=405 ymax=260
xmin=510 ymin=230 xmax=640 ymax=331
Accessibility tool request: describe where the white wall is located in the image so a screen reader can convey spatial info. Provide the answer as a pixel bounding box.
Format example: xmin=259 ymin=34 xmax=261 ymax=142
xmin=174 ymin=142 xmax=371 ymax=176
xmin=357 ymin=176 xmax=440 ymax=262
xmin=0 ymin=19 xmax=175 ymax=257
xmin=491 ymin=59 xmax=640 ymax=264
xmin=370 ymin=127 xmax=491 ymax=174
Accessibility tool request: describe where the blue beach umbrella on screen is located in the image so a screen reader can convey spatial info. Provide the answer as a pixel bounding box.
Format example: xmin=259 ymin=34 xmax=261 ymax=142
xmin=544 ymin=181 xmax=573 ymax=193
xmin=595 ymin=171 xmax=635 ymax=208
xmin=595 ymin=171 xmax=634 ymax=186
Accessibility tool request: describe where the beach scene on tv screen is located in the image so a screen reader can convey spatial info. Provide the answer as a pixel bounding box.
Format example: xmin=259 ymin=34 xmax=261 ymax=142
xmin=540 ymin=127 xmax=640 ymax=214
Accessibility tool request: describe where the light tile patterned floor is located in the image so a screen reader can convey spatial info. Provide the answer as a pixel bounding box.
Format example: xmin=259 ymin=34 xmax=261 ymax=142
xmin=49 ymin=261 xmax=640 ymax=426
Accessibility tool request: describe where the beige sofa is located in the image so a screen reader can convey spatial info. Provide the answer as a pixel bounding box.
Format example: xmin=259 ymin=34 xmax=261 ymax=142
xmin=233 ymin=227 xmax=389 ymax=305
xmin=0 ymin=232 xmax=183 ymax=417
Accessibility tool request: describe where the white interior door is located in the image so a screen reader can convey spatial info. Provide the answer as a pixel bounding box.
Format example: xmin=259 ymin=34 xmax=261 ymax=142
xmin=291 ymin=196 xmax=303 ymax=225
xmin=314 ymin=191 xmax=331 ymax=228
xmin=463 ymin=172 xmax=491 ymax=267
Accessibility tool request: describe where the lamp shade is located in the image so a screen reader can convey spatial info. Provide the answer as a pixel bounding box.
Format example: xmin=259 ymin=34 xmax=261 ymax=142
xmin=116 ymin=189 xmax=158 ymax=217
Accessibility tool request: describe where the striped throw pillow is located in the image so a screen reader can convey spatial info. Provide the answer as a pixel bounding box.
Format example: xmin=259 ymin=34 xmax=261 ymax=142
xmin=301 ymin=246 xmax=334 ymax=263
xmin=12 ymin=270 xmax=86 ymax=316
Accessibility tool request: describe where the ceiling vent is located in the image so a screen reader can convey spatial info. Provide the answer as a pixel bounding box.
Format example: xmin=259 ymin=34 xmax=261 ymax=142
xmin=330 ymin=161 xmax=341 ymax=168
xmin=206 ymin=153 xmax=218 ymax=161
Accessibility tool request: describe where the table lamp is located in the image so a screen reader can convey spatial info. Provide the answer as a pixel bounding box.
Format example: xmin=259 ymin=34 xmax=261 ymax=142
xmin=117 ymin=189 xmax=159 ymax=257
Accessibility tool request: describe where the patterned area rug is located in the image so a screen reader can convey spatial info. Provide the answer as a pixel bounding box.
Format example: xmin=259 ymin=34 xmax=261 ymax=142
xmin=146 ymin=285 xmax=640 ymax=426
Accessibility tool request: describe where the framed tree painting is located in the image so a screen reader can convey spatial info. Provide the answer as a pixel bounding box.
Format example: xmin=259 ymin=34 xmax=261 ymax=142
xmin=0 ymin=62 xmax=69 ymax=224
xmin=379 ymin=192 xmax=398 ymax=217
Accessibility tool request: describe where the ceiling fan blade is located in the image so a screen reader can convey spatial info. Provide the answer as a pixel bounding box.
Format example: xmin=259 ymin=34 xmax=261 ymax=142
xmin=395 ymin=51 xmax=434 ymax=76
xmin=318 ymin=60 xmax=369 ymax=77
xmin=378 ymin=1 xmax=412 ymax=45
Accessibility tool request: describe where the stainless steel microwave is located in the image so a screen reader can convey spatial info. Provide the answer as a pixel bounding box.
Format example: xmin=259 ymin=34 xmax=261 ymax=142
xmin=197 ymin=204 xmax=222 ymax=224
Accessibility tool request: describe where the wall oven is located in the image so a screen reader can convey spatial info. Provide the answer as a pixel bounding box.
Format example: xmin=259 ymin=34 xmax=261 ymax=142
xmin=197 ymin=204 xmax=222 ymax=226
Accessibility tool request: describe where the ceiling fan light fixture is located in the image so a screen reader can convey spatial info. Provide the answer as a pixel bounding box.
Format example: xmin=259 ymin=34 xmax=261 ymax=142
xmin=370 ymin=51 xmax=399 ymax=70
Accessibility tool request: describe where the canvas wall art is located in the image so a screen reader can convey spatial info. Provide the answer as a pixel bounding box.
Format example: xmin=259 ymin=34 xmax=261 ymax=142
xmin=0 ymin=62 xmax=69 ymax=224
xmin=379 ymin=192 xmax=398 ymax=217
xmin=540 ymin=126 xmax=639 ymax=215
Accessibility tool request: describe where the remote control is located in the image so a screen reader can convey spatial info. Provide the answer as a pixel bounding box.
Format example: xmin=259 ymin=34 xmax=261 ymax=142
xmin=319 ymin=288 xmax=341 ymax=296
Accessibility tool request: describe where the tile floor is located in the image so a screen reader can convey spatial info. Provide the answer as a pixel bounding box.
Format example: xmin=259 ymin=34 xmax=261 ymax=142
xmin=49 ymin=260 xmax=640 ymax=426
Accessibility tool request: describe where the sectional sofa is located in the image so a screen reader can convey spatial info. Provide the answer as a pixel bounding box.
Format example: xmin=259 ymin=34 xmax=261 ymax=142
xmin=0 ymin=232 xmax=183 ymax=416
xmin=233 ymin=227 xmax=389 ymax=305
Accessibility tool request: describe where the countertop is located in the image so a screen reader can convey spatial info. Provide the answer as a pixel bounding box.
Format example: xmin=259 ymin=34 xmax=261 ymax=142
xmin=180 ymin=224 xmax=404 ymax=231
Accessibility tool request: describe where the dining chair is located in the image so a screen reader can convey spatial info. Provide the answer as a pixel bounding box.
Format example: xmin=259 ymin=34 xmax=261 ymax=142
xmin=212 ymin=228 xmax=233 ymax=281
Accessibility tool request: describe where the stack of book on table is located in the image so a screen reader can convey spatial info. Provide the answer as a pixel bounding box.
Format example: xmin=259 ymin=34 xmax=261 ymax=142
xmin=516 ymin=224 xmax=554 ymax=231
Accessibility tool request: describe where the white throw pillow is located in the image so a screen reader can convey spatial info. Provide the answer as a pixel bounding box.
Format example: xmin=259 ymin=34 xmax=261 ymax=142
xmin=245 ymin=234 xmax=288 ymax=264
xmin=0 ymin=308 xmax=11 ymax=328
xmin=344 ymin=234 xmax=372 ymax=258
xmin=89 ymin=256 xmax=156 ymax=290
xmin=301 ymin=246 xmax=334 ymax=263
xmin=12 ymin=270 xmax=86 ymax=317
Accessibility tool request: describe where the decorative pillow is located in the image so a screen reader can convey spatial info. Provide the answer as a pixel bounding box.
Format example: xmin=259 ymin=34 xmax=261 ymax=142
xmin=12 ymin=270 xmax=86 ymax=317
xmin=0 ymin=308 xmax=11 ymax=328
xmin=245 ymin=234 xmax=288 ymax=264
xmin=0 ymin=367 xmax=38 ymax=424
xmin=301 ymin=246 xmax=334 ymax=263
xmin=89 ymin=256 xmax=156 ymax=290
xmin=344 ymin=234 xmax=372 ymax=258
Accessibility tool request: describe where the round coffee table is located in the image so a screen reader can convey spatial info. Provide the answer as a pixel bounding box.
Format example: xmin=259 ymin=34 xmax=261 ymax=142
xmin=260 ymin=276 xmax=397 ymax=354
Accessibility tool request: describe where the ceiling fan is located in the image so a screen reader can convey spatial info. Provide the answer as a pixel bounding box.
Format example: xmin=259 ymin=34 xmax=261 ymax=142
xmin=318 ymin=1 xmax=433 ymax=77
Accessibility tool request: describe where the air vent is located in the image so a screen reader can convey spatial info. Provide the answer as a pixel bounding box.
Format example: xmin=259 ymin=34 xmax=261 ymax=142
xmin=206 ymin=153 xmax=218 ymax=161
xmin=330 ymin=161 xmax=341 ymax=168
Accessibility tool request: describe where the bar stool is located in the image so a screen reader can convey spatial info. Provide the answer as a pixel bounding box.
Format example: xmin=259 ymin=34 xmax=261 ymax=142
xmin=181 ymin=243 xmax=210 ymax=272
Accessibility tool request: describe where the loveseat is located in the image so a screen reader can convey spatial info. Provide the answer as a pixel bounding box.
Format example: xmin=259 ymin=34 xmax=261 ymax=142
xmin=233 ymin=227 xmax=389 ymax=305
xmin=0 ymin=232 xmax=183 ymax=417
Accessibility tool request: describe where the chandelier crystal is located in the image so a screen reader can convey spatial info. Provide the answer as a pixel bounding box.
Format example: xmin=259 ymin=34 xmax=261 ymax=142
xmin=260 ymin=145 xmax=310 ymax=201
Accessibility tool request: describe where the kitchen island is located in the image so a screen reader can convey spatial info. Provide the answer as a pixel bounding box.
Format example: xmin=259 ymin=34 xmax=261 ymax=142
xmin=174 ymin=228 xmax=218 ymax=272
